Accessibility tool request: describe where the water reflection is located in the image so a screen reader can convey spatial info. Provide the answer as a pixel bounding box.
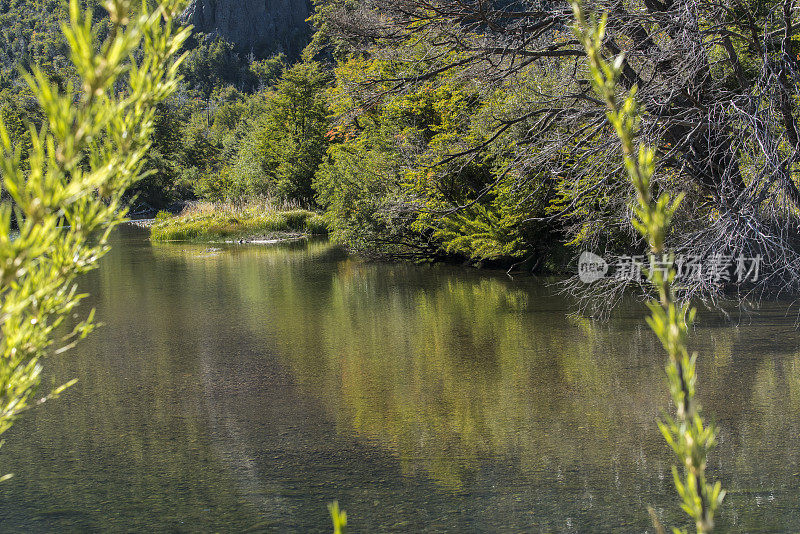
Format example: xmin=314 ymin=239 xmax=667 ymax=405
xmin=0 ymin=228 xmax=799 ymax=532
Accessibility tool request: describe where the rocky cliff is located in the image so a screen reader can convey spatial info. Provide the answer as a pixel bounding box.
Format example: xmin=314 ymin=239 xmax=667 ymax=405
xmin=182 ymin=0 xmax=312 ymax=59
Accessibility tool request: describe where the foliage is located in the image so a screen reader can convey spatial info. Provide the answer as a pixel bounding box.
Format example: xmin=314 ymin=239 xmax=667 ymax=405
xmin=309 ymin=0 xmax=800 ymax=292
xmin=575 ymin=5 xmax=724 ymax=532
xmin=128 ymin=56 xmax=321 ymax=208
xmin=0 ymin=0 xmax=305 ymax=211
xmin=314 ymin=52 xmax=552 ymax=262
xmin=179 ymin=34 xmax=262 ymax=96
xmin=250 ymin=53 xmax=285 ymax=90
xmin=154 ymin=210 xmax=171 ymax=222
xmin=313 ymin=58 xmax=412 ymax=256
xmin=223 ymin=61 xmax=331 ymax=204
xmin=0 ymin=0 xmax=74 ymax=90
xmin=0 ymin=0 xmax=189 ymax=476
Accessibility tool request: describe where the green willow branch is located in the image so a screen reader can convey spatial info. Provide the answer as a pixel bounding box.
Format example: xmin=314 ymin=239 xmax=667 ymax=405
xmin=572 ymin=5 xmax=725 ymax=533
xmin=0 ymin=0 xmax=190 ymax=478
xmin=328 ymin=500 xmax=348 ymax=534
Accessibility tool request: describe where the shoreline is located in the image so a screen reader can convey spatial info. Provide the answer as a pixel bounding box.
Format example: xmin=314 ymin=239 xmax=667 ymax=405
xmin=126 ymin=219 xmax=156 ymax=229
xmin=127 ymin=219 xmax=310 ymax=245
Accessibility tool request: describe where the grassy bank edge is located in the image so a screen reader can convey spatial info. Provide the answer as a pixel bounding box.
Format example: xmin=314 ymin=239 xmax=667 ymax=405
xmin=149 ymin=202 xmax=329 ymax=243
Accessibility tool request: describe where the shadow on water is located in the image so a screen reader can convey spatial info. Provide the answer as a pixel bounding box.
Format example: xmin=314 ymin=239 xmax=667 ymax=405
xmin=0 ymin=226 xmax=799 ymax=532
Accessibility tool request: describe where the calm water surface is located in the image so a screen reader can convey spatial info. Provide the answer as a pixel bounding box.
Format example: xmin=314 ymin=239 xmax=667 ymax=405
xmin=1 ymin=226 xmax=799 ymax=532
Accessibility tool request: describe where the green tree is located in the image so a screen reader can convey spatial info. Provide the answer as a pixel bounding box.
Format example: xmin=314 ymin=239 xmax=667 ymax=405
xmin=133 ymin=101 xmax=185 ymax=206
xmin=250 ymin=53 xmax=285 ymax=90
xmin=180 ymin=35 xmax=238 ymax=97
xmin=225 ymin=61 xmax=331 ymax=204
xmin=314 ymin=51 xmax=556 ymax=263
xmin=0 ymin=0 xmax=189 ymax=477
xmin=0 ymin=90 xmax=33 ymax=163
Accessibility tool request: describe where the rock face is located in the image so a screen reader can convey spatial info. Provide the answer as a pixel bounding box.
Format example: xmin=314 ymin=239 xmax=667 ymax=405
xmin=183 ymin=0 xmax=313 ymax=59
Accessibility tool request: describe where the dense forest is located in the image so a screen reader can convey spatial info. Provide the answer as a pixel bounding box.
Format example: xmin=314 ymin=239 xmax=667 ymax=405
xmin=2 ymin=0 xmax=799 ymax=296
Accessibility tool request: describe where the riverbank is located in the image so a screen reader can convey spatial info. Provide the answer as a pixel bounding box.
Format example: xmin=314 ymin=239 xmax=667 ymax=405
xmin=149 ymin=202 xmax=328 ymax=243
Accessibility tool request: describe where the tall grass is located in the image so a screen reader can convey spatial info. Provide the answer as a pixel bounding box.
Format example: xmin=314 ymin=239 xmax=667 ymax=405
xmin=150 ymin=200 xmax=328 ymax=242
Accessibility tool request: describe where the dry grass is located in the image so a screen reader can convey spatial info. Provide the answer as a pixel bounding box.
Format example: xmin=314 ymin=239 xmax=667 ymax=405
xmin=150 ymin=200 xmax=328 ymax=242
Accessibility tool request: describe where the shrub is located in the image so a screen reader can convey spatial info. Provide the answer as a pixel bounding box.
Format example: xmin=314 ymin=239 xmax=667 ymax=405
xmin=282 ymin=209 xmax=311 ymax=229
xmin=305 ymin=213 xmax=329 ymax=235
xmin=155 ymin=210 xmax=172 ymax=222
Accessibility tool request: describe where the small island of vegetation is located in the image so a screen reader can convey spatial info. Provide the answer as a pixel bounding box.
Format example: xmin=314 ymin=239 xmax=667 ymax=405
xmin=149 ymin=201 xmax=329 ymax=243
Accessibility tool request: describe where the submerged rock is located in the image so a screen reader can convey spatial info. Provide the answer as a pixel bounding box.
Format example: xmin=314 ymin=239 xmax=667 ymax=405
xmin=182 ymin=0 xmax=312 ymax=59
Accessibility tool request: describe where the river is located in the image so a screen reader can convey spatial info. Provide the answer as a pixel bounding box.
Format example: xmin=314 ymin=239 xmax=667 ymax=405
xmin=0 ymin=226 xmax=797 ymax=532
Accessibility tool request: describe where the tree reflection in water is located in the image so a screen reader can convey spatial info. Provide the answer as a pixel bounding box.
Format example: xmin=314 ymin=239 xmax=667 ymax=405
xmin=0 ymin=228 xmax=798 ymax=532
